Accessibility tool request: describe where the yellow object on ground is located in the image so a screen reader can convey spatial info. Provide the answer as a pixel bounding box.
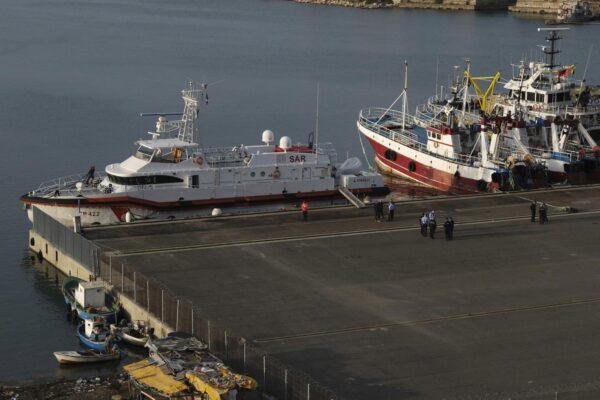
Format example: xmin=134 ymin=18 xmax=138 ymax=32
xmin=124 ymin=359 xmax=188 ymax=396
xmin=219 ymin=367 xmax=258 ymax=390
xmin=186 ymin=372 xmax=230 ymax=400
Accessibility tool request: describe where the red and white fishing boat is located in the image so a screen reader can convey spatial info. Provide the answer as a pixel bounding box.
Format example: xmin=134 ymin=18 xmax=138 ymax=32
xmin=21 ymin=82 xmax=387 ymax=226
xmin=358 ymin=63 xmax=550 ymax=193
xmin=420 ymin=50 xmax=600 ymax=186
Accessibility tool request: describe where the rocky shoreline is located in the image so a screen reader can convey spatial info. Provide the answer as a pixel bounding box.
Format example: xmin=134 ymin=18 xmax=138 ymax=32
xmin=1 ymin=374 xmax=127 ymax=400
xmin=289 ymin=0 xmax=600 ymax=14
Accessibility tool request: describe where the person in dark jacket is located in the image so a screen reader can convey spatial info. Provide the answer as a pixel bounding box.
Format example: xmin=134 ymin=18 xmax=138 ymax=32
xmin=376 ymin=200 xmax=384 ymax=222
xmin=539 ymin=203 xmax=548 ymax=224
xmin=84 ymin=165 xmax=96 ymax=184
xmin=449 ymin=217 xmax=455 ymax=240
xmin=530 ymin=201 xmax=536 ymax=223
xmin=429 ymin=218 xmax=437 ymax=239
xmin=443 ymin=218 xmax=451 ymax=240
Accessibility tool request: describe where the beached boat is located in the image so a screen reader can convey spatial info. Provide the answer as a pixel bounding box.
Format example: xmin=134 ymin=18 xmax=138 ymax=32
xmin=77 ymin=318 xmax=115 ymax=351
xmin=53 ymin=349 xmax=120 ymax=365
xmin=21 ymin=82 xmax=387 ymax=227
xmin=111 ymin=321 xmax=153 ymax=347
xmin=63 ymin=277 xmax=120 ymax=323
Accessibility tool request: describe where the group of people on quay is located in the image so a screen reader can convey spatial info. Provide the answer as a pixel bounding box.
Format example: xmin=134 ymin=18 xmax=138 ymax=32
xmin=374 ymin=199 xmax=396 ymax=222
xmin=530 ymin=201 xmax=549 ymax=224
xmin=420 ymin=210 xmax=455 ymax=240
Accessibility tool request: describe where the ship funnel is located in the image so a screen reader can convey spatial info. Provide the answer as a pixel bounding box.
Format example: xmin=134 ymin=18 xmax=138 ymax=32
xmin=279 ymin=136 xmax=292 ymax=150
xmin=262 ymin=130 xmax=275 ymax=145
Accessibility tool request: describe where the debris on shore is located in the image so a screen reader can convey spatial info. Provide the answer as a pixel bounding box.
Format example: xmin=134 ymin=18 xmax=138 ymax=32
xmin=1 ymin=374 xmax=128 ymax=400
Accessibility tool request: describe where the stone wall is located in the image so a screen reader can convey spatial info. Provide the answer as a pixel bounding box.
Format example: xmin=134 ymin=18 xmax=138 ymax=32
xmin=292 ymin=0 xmax=515 ymax=10
xmin=510 ymin=0 xmax=600 ymax=14
xmin=393 ymin=0 xmax=514 ymax=10
xmin=291 ymin=0 xmax=600 ymax=13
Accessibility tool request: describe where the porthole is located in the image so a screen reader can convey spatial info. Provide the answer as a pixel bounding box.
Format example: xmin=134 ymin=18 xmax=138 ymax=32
xmin=260 ymin=171 xmax=266 ymax=177
xmin=384 ymin=149 xmax=397 ymax=161
xmin=251 ymin=172 xmax=256 ymax=177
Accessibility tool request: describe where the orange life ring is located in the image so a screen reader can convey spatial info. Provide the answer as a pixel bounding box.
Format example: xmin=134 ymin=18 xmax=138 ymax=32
xmin=194 ymin=156 xmax=204 ymax=166
xmin=272 ymin=169 xmax=281 ymax=179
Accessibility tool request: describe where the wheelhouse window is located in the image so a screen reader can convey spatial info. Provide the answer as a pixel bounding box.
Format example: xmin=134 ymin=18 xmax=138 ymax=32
xmin=135 ymin=145 xmax=155 ymax=161
xmin=107 ymin=173 xmax=183 ymax=185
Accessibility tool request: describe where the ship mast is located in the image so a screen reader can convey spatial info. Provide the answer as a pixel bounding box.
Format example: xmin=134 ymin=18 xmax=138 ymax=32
xmin=402 ymin=61 xmax=408 ymax=130
xmin=178 ymin=81 xmax=208 ymax=143
xmin=461 ymin=59 xmax=471 ymax=127
xmin=538 ymin=27 xmax=569 ymax=71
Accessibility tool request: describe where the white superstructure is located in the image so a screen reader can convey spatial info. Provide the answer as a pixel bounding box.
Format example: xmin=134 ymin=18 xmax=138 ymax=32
xmin=22 ymin=82 xmax=387 ymax=226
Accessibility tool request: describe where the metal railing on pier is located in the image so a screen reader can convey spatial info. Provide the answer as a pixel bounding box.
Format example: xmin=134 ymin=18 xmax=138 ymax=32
xmin=32 ymin=207 xmax=339 ymax=400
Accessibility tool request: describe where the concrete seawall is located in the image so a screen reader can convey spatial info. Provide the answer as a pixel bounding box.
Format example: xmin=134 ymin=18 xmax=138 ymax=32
xmin=28 ymin=230 xmax=174 ymax=338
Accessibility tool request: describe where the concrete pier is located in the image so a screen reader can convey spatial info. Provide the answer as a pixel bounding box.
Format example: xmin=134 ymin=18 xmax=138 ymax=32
xmin=32 ymin=185 xmax=600 ymax=399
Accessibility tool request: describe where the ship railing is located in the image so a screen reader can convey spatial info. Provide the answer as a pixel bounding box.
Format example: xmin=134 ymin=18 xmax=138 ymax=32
xmin=316 ymin=142 xmax=338 ymax=165
xmin=358 ymin=108 xmax=483 ymax=167
xmin=417 ymin=102 xmax=481 ymax=128
xmin=31 ymin=173 xmax=107 ymax=197
xmin=497 ymin=144 xmax=577 ymax=163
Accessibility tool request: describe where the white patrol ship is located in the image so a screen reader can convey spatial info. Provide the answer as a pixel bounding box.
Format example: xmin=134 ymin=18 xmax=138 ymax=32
xmin=22 ymin=82 xmax=387 ymax=226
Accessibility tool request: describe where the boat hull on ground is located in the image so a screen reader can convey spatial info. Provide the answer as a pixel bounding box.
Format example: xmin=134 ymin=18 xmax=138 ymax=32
xmin=54 ymin=350 xmax=120 ymax=364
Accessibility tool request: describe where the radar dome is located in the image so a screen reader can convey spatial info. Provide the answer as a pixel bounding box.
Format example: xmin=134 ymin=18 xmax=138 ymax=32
xmin=279 ymin=136 xmax=292 ymax=150
xmin=262 ymin=130 xmax=274 ymax=145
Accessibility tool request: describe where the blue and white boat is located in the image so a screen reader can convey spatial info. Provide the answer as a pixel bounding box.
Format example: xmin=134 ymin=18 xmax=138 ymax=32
xmin=77 ymin=318 xmax=114 ymax=351
xmin=63 ymin=277 xmax=120 ymax=323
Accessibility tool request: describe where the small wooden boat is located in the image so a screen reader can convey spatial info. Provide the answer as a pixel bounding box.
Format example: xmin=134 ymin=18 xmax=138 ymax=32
xmin=54 ymin=349 xmax=121 ymax=365
xmin=111 ymin=321 xmax=153 ymax=347
xmin=63 ymin=277 xmax=120 ymax=323
xmin=77 ymin=318 xmax=115 ymax=351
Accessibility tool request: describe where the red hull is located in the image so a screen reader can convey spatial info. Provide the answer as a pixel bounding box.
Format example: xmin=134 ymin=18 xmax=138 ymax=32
xmin=367 ymin=138 xmax=484 ymax=194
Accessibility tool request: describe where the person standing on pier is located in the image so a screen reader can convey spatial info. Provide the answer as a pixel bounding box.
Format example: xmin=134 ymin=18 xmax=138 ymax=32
xmin=429 ymin=217 xmax=437 ymax=239
xmin=539 ymin=203 xmax=548 ymax=224
xmin=420 ymin=213 xmax=429 ymax=236
xmin=301 ymin=200 xmax=309 ymax=222
xmin=530 ymin=201 xmax=537 ymax=223
xmin=388 ymin=200 xmax=396 ymax=222
xmin=444 ymin=218 xmax=451 ymax=240
xmin=429 ymin=210 xmax=436 ymax=223
xmin=449 ymin=217 xmax=455 ymax=240
xmin=375 ymin=200 xmax=384 ymax=222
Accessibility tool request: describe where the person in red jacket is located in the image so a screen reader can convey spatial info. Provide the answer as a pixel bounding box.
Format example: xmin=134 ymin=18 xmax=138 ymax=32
xmin=301 ymin=200 xmax=309 ymax=221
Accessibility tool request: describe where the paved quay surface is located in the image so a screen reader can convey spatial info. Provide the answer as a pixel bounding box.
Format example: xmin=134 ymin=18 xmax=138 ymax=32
xmin=87 ymin=186 xmax=600 ymax=399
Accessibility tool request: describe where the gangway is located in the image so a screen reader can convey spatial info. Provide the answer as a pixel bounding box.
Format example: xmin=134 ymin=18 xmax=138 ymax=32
xmin=338 ymin=187 xmax=366 ymax=209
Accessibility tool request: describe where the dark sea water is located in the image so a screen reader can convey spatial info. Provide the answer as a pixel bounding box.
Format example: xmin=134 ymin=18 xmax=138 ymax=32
xmin=1 ymin=0 xmax=599 ymax=381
